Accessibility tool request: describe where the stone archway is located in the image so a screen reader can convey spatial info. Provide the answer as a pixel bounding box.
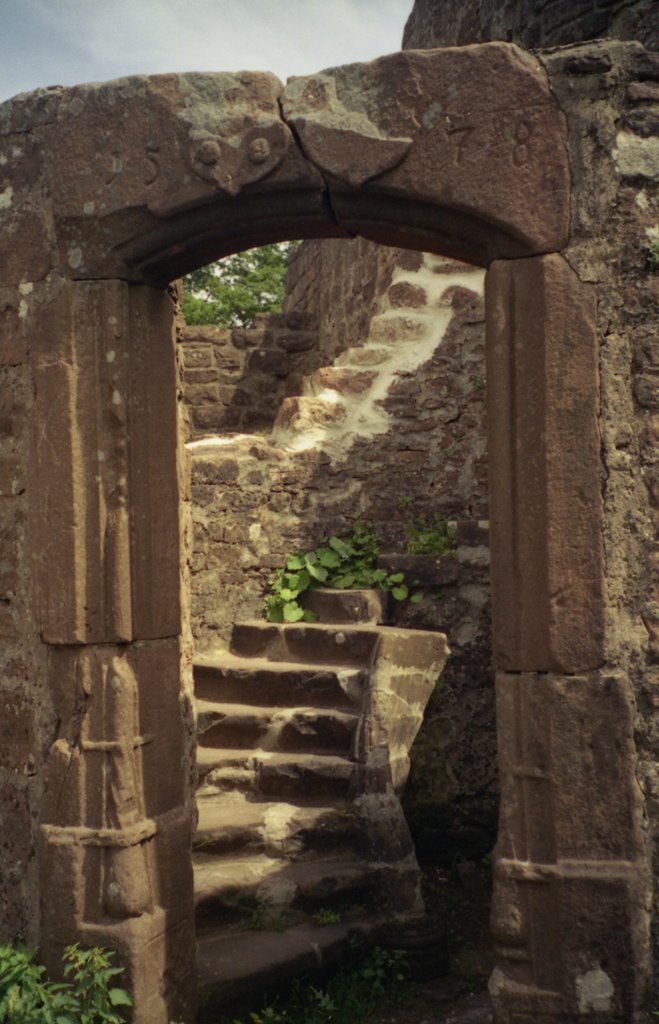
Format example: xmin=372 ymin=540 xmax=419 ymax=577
xmin=0 ymin=41 xmax=650 ymax=1024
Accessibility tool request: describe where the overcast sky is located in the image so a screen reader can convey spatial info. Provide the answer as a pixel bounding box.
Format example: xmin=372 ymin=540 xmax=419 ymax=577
xmin=0 ymin=0 xmax=412 ymax=103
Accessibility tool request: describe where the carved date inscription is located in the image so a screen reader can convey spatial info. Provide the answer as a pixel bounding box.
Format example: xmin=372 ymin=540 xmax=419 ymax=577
xmin=442 ymin=117 xmax=534 ymax=167
xmin=512 ymin=120 xmax=533 ymax=167
xmin=446 ymin=121 xmax=475 ymax=164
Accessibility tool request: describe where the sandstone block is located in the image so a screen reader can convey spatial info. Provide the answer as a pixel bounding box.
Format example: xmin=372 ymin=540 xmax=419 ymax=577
xmin=0 ymin=291 xmax=28 ymax=366
xmin=492 ymin=671 xmax=650 ymax=1023
xmin=181 ymin=345 xmax=213 ymax=368
xmin=193 ymin=652 xmax=366 ymax=709
xmin=0 ymin=696 xmax=32 ymax=769
xmin=307 ymin=366 xmax=377 ymax=396
xmin=0 ymin=73 xmax=325 ymax=283
xmin=39 ymin=640 xmax=195 ymax=1021
xmin=30 ymin=280 xmax=181 ymax=643
xmin=283 ymin=44 xmax=570 ymax=264
xmin=302 ymin=588 xmax=389 ymax=624
xmin=486 ymin=254 xmax=604 ymax=672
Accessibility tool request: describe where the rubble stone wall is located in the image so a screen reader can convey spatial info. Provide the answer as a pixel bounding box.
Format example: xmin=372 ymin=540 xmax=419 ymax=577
xmin=282 ymin=237 xmax=403 ymax=363
xmin=400 ymin=0 xmax=659 ymax=989
xmin=0 ymin=322 xmax=46 ymax=945
xmin=179 ymin=312 xmax=319 ymax=436
xmin=543 ymin=41 xmax=659 ymax=990
xmin=403 ymin=0 xmax=658 ymax=50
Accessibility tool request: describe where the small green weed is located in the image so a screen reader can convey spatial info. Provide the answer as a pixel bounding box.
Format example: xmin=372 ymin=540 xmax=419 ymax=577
xmin=0 ymin=943 xmax=131 ymax=1024
xmin=312 ymin=908 xmax=342 ymax=926
xmin=406 ymin=514 xmax=456 ymax=557
xmin=647 ymin=240 xmax=659 ymax=272
xmin=228 ymin=944 xmax=408 ymax=1024
xmin=247 ymin=907 xmax=292 ymax=932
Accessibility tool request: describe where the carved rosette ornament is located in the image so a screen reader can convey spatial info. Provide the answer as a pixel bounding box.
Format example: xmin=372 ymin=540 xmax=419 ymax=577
xmin=190 ymin=123 xmax=289 ymax=197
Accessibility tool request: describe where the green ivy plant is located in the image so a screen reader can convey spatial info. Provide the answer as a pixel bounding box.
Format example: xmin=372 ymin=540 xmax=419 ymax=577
xmin=265 ymin=521 xmax=418 ymax=624
xmin=406 ymin=514 xmax=456 ymax=556
xmin=0 ymin=943 xmax=132 ymax=1024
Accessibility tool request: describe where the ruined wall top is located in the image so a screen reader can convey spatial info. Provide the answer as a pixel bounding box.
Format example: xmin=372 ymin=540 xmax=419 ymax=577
xmin=0 ymin=44 xmax=572 ymax=286
xmin=403 ymin=0 xmax=658 ymax=50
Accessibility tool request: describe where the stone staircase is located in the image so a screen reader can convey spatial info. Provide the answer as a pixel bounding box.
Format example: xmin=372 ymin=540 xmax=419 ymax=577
xmin=193 ymin=591 xmax=449 ymax=1017
xmin=270 ymin=254 xmax=484 ymax=457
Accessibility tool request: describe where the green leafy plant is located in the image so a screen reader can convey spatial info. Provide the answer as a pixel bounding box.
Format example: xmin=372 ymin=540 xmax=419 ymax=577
xmin=247 ymin=907 xmax=292 ymax=933
xmin=228 ymin=945 xmax=408 ymax=1024
xmin=647 ymin=239 xmax=659 ymax=273
xmin=265 ymin=521 xmax=411 ymax=623
xmin=62 ymin=945 xmax=132 ymax=1023
xmin=0 ymin=943 xmax=131 ymax=1024
xmin=183 ymin=242 xmax=299 ymax=328
xmin=312 ymin=908 xmax=342 ymax=926
xmin=406 ymin=514 xmax=456 ymax=557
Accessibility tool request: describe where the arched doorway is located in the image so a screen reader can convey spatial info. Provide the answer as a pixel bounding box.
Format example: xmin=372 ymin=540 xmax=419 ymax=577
xmin=0 ymin=41 xmax=648 ymax=1024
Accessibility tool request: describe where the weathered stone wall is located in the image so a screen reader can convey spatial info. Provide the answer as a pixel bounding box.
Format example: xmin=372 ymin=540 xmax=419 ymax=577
xmin=282 ymin=237 xmax=402 ymax=363
xmin=180 ymin=312 xmax=318 ymax=435
xmin=541 ymin=40 xmax=659 ymax=990
xmin=189 ymin=252 xmax=488 ymax=631
xmin=403 ymin=0 xmax=658 ymax=50
xmin=0 ymin=306 xmax=46 ymax=944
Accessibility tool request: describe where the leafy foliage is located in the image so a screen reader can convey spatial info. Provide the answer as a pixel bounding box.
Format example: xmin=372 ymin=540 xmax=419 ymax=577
xmin=182 ymin=242 xmax=299 ymax=328
xmin=647 ymin=240 xmax=659 ymax=273
xmin=0 ymin=943 xmax=131 ymax=1024
xmin=312 ymin=908 xmax=342 ymax=926
xmin=264 ymin=522 xmax=415 ymax=624
xmin=406 ymin=514 xmax=456 ymax=556
xmin=228 ymin=944 xmax=408 ymax=1024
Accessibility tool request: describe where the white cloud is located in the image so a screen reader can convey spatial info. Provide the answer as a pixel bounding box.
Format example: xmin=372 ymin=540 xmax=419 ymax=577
xmin=1 ymin=0 xmax=412 ymax=100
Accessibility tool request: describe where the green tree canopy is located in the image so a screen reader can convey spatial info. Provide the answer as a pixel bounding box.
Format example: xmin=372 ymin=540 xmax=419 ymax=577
xmin=182 ymin=242 xmax=299 ymax=328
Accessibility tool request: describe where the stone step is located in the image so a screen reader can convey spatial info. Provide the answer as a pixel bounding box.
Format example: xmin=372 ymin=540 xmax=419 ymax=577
xmin=196 ymin=919 xmax=363 ymax=1020
xmin=367 ymin=311 xmax=428 ymax=343
xmin=300 ymin=587 xmax=389 ymax=625
xmin=272 ymin=394 xmax=346 ymax=434
xmin=334 ymin=346 xmax=391 ymax=367
xmin=196 ymin=911 xmax=437 ymax=1021
xmin=230 ymin=621 xmax=382 ymax=666
xmin=196 ymin=748 xmax=356 ymax=800
xmin=305 ymin=366 xmax=377 ymax=397
xmin=194 ymin=652 xmax=366 ymax=708
xmin=196 ymin=699 xmax=359 ymax=755
xmin=193 ymin=798 xmax=362 ymax=858
xmin=193 ymin=852 xmax=380 ymax=922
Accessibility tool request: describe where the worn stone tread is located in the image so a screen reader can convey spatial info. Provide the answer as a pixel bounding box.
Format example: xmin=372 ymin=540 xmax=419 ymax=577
xmin=196 ymin=919 xmax=356 ymax=1011
xmin=230 ymin=620 xmax=447 ymax=666
xmin=196 ymin=700 xmax=358 ymax=733
xmin=230 ymin=621 xmax=381 ymax=665
xmin=196 ymin=699 xmax=358 ymax=754
xmin=196 ymin=747 xmax=355 ymax=770
xmin=196 ymin=747 xmax=356 ymax=799
xmin=192 ymin=851 xmax=376 ymax=911
xmin=193 ymin=798 xmax=359 ymax=856
xmin=194 ymin=651 xmax=366 ymax=707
